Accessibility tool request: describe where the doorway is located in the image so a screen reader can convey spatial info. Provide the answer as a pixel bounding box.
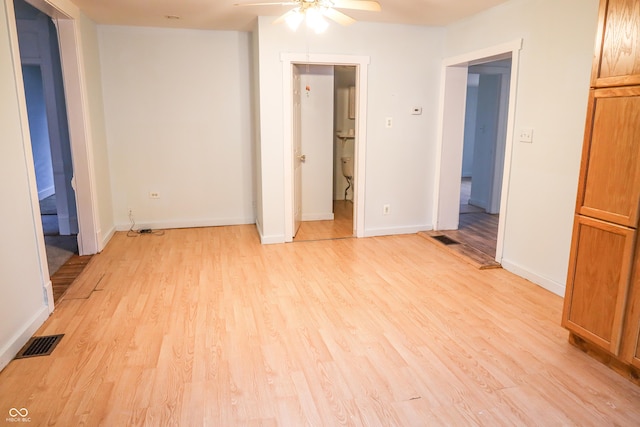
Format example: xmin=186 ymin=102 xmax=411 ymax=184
xmin=456 ymin=59 xmax=512 ymax=259
xmin=293 ymin=64 xmax=356 ymax=242
xmin=15 ymin=0 xmax=79 ymax=276
xmin=433 ymin=39 xmax=522 ymax=263
xmin=281 ymin=53 xmax=370 ymax=243
xmin=7 ymin=0 xmax=102 ymax=309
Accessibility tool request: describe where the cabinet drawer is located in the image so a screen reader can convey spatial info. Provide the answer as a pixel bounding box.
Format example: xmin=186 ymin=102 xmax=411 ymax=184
xmin=592 ymin=0 xmax=640 ymax=87
xmin=576 ymin=87 xmax=640 ymax=227
xmin=563 ymin=215 xmax=636 ymax=355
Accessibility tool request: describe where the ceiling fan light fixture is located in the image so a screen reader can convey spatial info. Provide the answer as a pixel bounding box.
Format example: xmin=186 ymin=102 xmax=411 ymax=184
xmin=255 ymin=0 xmax=381 ymax=33
xmin=305 ymin=7 xmax=328 ymax=33
xmin=285 ymin=8 xmax=304 ymax=30
xmin=312 ymin=16 xmax=329 ymax=33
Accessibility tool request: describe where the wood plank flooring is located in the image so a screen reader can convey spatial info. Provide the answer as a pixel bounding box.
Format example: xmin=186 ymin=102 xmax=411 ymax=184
xmin=294 ymin=200 xmax=353 ymax=241
xmin=1 ymin=225 xmax=639 ymax=426
xmin=421 ymin=213 xmax=500 ymax=269
xmin=50 ymin=254 xmax=93 ymax=303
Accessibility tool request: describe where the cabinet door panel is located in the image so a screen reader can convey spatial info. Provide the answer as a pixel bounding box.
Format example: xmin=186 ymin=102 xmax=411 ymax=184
xmin=593 ymin=0 xmax=640 ymax=87
xmin=563 ymin=215 xmax=636 ymax=354
xmin=577 ymin=88 xmax=640 ymax=227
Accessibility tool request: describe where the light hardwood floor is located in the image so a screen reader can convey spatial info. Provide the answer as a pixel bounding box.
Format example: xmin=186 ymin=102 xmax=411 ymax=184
xmin=420 ymin=213 xmax=500 ymax=269
xmin=1 ymin=225 xmax=639 ymax=425
xmin=294 ymin=200 xmax=353 ymax=242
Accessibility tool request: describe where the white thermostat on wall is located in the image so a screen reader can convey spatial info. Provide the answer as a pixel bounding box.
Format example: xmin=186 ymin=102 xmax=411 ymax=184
xmin=412 ymin=107 xmax=422 ymax=115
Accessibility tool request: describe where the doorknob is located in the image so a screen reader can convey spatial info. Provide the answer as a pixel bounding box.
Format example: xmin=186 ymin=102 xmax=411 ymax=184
xmin=298 ymin=154 xmax=306 ymax=162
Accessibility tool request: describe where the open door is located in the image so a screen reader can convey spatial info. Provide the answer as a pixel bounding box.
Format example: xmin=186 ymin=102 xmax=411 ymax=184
xmin=293 ymin=64 xmax=303 ymax=237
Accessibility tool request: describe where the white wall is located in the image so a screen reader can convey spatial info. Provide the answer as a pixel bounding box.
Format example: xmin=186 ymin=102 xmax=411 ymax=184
xmin=0 ymin=0 xmax=50 ymax=370
xmin=334 ymin=67 xmax=356 ymax=200
xmin=251 ymin=23 xmax=264 ymax=238
xmin=99 ymin=26 xmax=255 ymax=230
xmin=469 ymin=73 xmax=501 ymax=211
xmin=445 ymin=0 xmax=600 ymax=294
xmin=333 ymin=86 xmax=355 ymax=200
xmin=461 ymin=79 xmax=478 ymax=178
xmin=80 ymin=13 xmax=114 ymax=248
xmin=23 ymin=64 xmax=55 ymax=198
xmin=300 ymin=65 xmax=334 ymax=220
xmin=256 ymin=19 xmax=445 ymax=242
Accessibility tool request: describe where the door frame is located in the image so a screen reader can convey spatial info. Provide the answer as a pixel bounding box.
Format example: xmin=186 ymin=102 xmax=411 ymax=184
xmin=281 ymin=53 xmax=369 ymax=242
xmin=6 ymin=0 xmax=101 ymax=310
xmin=432 ymin=39 xmax=522 ymax=262
xmin=18 ymin=15 xmax=79 ymax=236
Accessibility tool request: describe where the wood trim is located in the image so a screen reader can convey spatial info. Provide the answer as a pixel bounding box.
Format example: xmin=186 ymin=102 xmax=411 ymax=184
xmin=590 ymin=0 xmax=609 ymax=86
xmin=573 ymin=90 xmax=597 ymax=214
xmin=594 ymin=74 xmax=640 ymax=88
xmin=594 ymin=85 xmax=640 ymax=97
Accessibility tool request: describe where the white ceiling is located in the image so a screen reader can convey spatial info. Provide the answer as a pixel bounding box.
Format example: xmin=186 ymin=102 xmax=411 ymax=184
xmin=67 ymin=0 xmax=510 ymax=31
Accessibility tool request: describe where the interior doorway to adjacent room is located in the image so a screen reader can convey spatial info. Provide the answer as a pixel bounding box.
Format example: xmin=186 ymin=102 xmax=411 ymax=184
xmin=293 ymin=64 xmax=356 ymax=242
xmin=433 ymin=39 xmax=522 ymax=265
xmin=14 ymin=0 xmax=79 ymax=277
xmin=456 ymin=59 xmax=512 ymax=259
xmin=282 ymin=53 xmax=370 ymax=243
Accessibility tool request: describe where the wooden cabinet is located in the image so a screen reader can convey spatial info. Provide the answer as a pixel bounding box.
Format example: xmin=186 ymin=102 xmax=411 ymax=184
xmin=592 ymin=0 xmax=640 ymax=87
xmin=562 ymin=0 xmax=640 ymax=383
xmin=576 ymin=87 xmax=640 ymax=227
xmin=563 ymin=216 xmax=636 ymax=355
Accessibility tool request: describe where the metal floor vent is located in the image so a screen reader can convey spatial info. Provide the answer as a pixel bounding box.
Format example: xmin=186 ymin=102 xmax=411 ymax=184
xmin=431 ymin=235 xmax=460 ymax=246
xmin=15 ymin=334 xmax=64 ymax=359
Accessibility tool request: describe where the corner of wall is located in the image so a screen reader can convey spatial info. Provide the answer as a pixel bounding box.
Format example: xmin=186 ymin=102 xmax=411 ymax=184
xmin=255 ymin=219 xmax=285 ymax=244
xmin=0 ymin=306 xmax=49 ymax=372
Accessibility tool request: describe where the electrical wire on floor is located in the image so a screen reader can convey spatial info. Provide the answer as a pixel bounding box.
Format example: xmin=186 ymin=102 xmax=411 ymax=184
xmin=127 ymin=210 xmax=165 ymax=237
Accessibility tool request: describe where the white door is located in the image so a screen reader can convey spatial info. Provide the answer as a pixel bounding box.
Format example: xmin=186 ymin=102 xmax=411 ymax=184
xmin=293 ymin=65 xmax=303 ymax=236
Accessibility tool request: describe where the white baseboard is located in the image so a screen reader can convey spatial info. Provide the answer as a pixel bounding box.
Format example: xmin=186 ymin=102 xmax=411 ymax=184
xmin=260 ymin=233 xmax=286 ymax=244
xmin=302 ymin=213 xmax=334 ymax=221
xmin=501 ymin=259 xmax=565 ymax=297
xmin=0 ymin=306 xmax=49 ymax=372
xmin=97 ymin=226 xmax=116 ymax=253
xmin=44 ymin=279 xmax=54 ymax=314
xmin=38 ymin=186 xmax=55 ymax=200
xmin=255 ymin=220 xmax=285 ymax=244
xmin=363 ymin=224 xmax=431 ymax=237
xmin=468 ymin=198 xmax=487 ymax=210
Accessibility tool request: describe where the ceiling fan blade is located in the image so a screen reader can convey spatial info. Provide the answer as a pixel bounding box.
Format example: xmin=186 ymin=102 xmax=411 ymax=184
xmin=273 ymin=9 xmax=298 ymax=25
xmin=323 ymin=8 xmax=356 ymax=26
xmin=331 ymin=0 xmax=381 ymax=12
xmin=234 ymin=2 xmax=297 ymax=6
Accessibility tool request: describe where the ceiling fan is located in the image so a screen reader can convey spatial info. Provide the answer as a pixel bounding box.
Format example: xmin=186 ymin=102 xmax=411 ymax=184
xmin=235 ymin=0 xmax=382 ymax=33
